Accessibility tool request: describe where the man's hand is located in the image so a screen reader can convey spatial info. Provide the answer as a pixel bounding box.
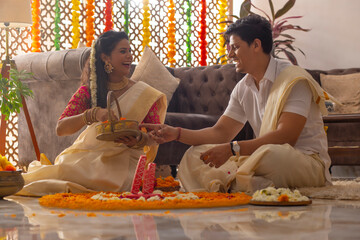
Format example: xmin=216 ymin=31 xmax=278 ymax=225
xmin=139 ymin=123 xmax=180 ymax=144
xmin=200 ymin=143 xmax=233 ymax=168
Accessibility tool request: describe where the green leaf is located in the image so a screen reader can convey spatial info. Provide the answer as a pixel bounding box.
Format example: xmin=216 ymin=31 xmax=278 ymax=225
xmin=240 ymin=0 xmax=251 ymax=18
xmin=285 ymin=44 xmax=296 ymax=51
xmin=283 ymin=49 xmax=298 ymax=65
xmin=0 ymin=68 xmax=34 ymax=119
xmin=274 ymin=0 xmax=296 ymax=19
xmin=279 ymin=33 xmax=295 ymax=39
xmin=268 ymin=0 xmax=275 ymax=20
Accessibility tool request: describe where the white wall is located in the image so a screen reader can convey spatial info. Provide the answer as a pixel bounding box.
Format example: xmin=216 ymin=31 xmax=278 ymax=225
xmin=233 ymin=0 xmax=360 ymax=70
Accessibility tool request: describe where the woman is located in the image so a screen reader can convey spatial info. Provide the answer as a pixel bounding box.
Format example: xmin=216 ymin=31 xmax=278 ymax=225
xmin=18 ymin=31 xmax=167 ymax=196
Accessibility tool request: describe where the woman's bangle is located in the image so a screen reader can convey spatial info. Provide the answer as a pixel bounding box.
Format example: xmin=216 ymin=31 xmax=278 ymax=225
xmin=175 ymin=127 xmax=182 ymax=141
xmin=82 ymin=110 xmax=88 ymax=125
xmin=132 ymin=132 xmax=148 ymax=149
xmin=91 ymin=107 xmax=100 ymax=123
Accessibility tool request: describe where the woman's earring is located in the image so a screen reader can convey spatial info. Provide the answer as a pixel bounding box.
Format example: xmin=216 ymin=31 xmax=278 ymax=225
xmin=104 ymin=61 xmax=114 ymax=74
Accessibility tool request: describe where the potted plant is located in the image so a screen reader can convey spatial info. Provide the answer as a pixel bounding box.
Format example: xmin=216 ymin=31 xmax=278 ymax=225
xmin=0 ymin=69 xmax=33 ymax=120
xmin=219 ymin=0 xmax=310 ymax=65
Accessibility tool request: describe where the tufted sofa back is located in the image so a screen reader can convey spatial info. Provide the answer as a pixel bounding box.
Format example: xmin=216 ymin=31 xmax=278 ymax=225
xmin=169 ymin=65 xmax=245 ymax=115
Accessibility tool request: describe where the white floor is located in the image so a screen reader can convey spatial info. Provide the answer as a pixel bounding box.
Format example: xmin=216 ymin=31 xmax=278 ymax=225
xmin=1 ymin=196 xmax=360 ymax=240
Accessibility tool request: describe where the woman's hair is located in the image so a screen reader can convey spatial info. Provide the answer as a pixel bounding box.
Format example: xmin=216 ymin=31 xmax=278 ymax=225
xmin=224 ymin=14 xmax=273 ymax=54
xmin=81 ymin=30 xmax=129 ymax=108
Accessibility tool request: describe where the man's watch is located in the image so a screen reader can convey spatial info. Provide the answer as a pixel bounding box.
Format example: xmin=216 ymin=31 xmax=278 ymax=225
xmin=231 ymin=141 xmax=240 ymax=157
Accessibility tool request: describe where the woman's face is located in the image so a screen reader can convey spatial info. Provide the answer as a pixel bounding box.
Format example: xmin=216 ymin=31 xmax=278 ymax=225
xmin=106 ymin=38 xmax=133 ymax=77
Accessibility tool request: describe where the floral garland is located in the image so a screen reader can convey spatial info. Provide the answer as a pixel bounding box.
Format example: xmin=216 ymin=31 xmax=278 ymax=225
xmin=39 ymin=191 xmax=251 ymax=211
xmin=54 ymin=0 xmax=61 ymax=50
xmin=89 ymin=41 xmax=97 ymax=107
xmin=185 ymin=0 xmax=192 ymax=67
xmin=167 ymin=0 xmax=176 ymax=67
xmin=199 ymin=0 xmax=207 ymax=66
xmin=85 ymin=0 xmax=95 ymax=47
xmin=218 ymin=0 xmax=227 ymax=64
xmin=71 ymin=0 xmax=80 ymax=49
xmin=31 ymin=0 xmax=41 ymax=52
xmin=142 ymin=0 xmax=151 ymax=50
xmin=124 ymin=0 xmax=130 ymax=34
xmin=104 ymin=0 xmax=114 ymax=32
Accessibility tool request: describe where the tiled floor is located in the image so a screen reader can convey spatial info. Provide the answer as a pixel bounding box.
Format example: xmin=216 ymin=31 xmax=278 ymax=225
xmin=1 ymin=196 xmax=360 ymax=240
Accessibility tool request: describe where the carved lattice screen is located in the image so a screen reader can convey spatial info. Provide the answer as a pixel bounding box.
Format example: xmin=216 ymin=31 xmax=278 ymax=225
xmin=0 ymin=0 xmax=232 ymax=164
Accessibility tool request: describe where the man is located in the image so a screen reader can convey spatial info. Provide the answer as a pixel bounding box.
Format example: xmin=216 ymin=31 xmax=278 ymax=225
xmin=142 ymin=14 xmax=332 ymax=194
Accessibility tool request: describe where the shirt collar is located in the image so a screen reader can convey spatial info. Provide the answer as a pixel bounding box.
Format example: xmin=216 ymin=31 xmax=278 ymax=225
xmin=244 ymin=56 xmax=277 ymax=86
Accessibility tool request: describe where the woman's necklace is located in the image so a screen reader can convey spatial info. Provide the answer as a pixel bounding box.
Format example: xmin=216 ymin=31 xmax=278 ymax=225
xmin=107 ymin=77 xmax=129 ymax=91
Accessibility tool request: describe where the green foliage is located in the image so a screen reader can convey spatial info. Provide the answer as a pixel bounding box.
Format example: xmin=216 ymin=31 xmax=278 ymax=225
xmin=218 ymin=0 xmax=309 ymax=65
xmin=0 ymin=69 xmax=34 ymax=120
xmin=239 ymin=0 xmax=310 ymax=65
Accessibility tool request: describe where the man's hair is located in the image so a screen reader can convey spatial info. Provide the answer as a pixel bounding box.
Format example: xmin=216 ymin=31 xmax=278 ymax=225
xmin=224 ymin=14 xmax=273 ymax=54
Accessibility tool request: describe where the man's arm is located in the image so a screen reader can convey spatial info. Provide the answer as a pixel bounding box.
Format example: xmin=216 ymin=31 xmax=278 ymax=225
xmin=201 ymin=111 xmax=306 ymax=168
xmin=179 ymin=115 xmax=244 ymax=145
xmin=140 ymin=115 xmax=244 ymax=146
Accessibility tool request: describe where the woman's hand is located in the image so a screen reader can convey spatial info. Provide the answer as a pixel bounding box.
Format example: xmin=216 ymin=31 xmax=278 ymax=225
xmin=114 ymin=135 xmax=138 ymax=148
xmin=95 ymin=108 xmax=118 ymax=122
xmin=200 ymin=143 xmax=233 ymax=168
xmin=139 ymin=123 xmax=179 ymax=144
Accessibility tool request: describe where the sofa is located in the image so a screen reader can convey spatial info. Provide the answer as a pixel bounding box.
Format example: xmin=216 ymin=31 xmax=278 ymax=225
xmin=13 ymin=48 xmax=360 ymax=175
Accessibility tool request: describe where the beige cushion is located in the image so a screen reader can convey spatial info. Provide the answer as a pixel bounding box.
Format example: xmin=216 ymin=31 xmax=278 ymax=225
xmin=131 ymin=46 xmax=180 ymax=105
xmin=320 ymin=72 xmax=360 ymax=114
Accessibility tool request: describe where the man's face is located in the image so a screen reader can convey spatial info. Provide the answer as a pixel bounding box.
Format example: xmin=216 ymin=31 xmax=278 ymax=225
xmin=227 ymin=35 xmax=254 ymax=73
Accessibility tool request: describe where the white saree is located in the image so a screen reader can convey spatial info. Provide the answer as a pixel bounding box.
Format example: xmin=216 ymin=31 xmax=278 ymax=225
xmin=17 ymin=81 xmax=167 ymax=196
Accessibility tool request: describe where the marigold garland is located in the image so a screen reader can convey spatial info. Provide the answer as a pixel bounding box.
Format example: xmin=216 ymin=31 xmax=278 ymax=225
xmin=104 ymin=0 xmax=114 ymax=32
xmin=199 ymin=0 xmax=207 ymax=66
xmin=54 ymin=0 xmax=61 ymax=50
xmin=185 ymin=0 xmax=192 ymax=67
xmin=142 ymin=0 xmax=151 ymax=50
xmin=31 ymin=0 xmax=41 ymax=52
xmin=167 ymin=0 xmax=176 ymax=67
xmin=39 ymin=192 xmax=252 ymax=211
xmin=218 ymin=0 xmax=227 ymax=64
xmin=71 ymin=0 xmax=81 ymax=49
xmin=85 ymin=0 xmax=95 ymax=47
xmin=124 ymin=0 xmax=130 ymax=34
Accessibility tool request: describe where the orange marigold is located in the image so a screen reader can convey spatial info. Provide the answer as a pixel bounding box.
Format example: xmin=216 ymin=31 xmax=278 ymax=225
xmin=156 ymin=176 xmax=180 ymax=188
xmin=278 ymin=194 xmax=289 ymax=202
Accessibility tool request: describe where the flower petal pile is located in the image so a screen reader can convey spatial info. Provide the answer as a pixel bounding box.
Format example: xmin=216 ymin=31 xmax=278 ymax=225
xmin=39 ymin=191 xmax=251 ymax=211
xmin=252 ymin=187 xmax=309 ymax=202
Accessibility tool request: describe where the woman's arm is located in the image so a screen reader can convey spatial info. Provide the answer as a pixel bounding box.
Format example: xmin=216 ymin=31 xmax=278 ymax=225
xmin=56 ymin=86 xmax=90 ymax=136
xmin=56 ymin=114 xmax=87 ymax=136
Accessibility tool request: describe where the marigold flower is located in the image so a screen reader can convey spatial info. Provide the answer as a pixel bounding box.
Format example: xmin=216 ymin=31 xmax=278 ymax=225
xmin=278 ymin=194 xmax=289 ymax=202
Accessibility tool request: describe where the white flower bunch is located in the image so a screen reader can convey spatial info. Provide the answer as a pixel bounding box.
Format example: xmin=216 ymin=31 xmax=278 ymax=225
xmin=252 ymin=187 xmax=309 ymax=202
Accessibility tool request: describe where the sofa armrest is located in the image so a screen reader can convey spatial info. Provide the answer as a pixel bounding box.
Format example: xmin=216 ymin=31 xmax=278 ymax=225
xmin=323 ymin=113 xmax=360 ymax=146
xmin=323 ymin=113 xmax=360 ymax=123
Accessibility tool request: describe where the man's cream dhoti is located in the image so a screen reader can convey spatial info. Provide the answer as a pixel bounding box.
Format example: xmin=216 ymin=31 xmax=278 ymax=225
xmin=178 ymin=66 xmax=335 ymax=194
xmin=178 ymin=143 xmax=326 ymax=194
